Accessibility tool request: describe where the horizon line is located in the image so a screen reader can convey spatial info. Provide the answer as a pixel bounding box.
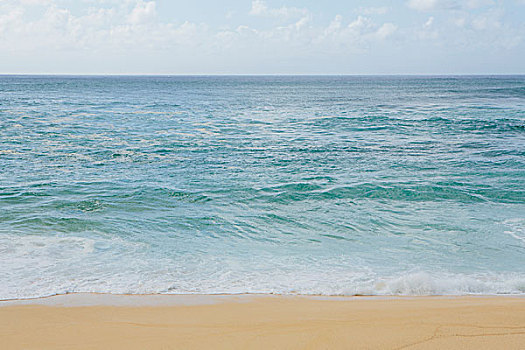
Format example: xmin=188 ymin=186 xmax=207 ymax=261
xmin=1 ymin=73 xmax=524 ymax=77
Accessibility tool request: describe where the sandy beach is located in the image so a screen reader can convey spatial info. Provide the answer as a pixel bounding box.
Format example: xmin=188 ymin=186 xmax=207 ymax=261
xmin=1 ymin=294 xmax=524 ymax=349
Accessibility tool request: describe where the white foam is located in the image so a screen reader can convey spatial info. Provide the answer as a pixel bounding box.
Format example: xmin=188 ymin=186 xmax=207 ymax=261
xmin=365 ymin=272 xmax=525 ymax=296
xmin=1 ymin=234 xmax=524 ymax=300
xmin=504 ymin=218 xmax=525 ymax=244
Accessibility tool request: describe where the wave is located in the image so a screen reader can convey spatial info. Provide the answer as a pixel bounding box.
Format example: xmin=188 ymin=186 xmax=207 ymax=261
xmin=1 ymin=233 xmax=523 ymax=299
xmin=365 ymin=272 xmax=525 ymax=296
xmin=251 ymin=182 xmax=523 ymax=203
xmin=1 ymin=270 xmax=524 ymax=301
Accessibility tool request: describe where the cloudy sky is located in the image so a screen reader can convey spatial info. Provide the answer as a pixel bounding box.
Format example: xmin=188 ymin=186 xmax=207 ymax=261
xmin=1 ymin=0 xmax=524 ymax=74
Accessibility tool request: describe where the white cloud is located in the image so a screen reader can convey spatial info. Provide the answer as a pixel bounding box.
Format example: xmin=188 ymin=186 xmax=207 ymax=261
xmin=376 ymin=23 xmax=397 ymax=39
xmin=249 ymin=0 xmax=266 ymax=15
xmin=249 ymin=0 xmax=308 ymax=20
xmin=407 ymin=0 xmax=495 ymax=11
xmin=358 ymin=6 xmax=389 ymax=15
xmin=465 ymin=0 xmax=494 ymax=9
xmin=0 ymin=0 xmax=522 ymax=73
xmin=471 ymin=12 xmax=501 ymax=30
xmin=18 ymin=0 xmax=52 ymax=5
xmin=347 ymin=16 xmax=374 ymax=33
xmin=407 ymin=0 xmax=439 ymax=11
xmin=415 ymin=15 xmax=438 ymax=40
xmin=453 ymin=17 xmax=466 ymax=27
xmin=324 ymin=15 xmax=342 ymax=36
xmin=128 ymin=1 xmax=156 ymax=24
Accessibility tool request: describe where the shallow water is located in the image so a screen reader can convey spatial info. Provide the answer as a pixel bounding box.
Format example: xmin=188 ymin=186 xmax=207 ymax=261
xmin=1 ymin=75 xmax=524 ymax=298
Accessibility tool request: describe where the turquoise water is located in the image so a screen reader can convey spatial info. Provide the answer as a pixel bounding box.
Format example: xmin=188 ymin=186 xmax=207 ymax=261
xmin=1 ymin=75 xmax=524 ymax=299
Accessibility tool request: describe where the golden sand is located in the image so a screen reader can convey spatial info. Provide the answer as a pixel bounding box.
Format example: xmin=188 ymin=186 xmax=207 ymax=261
xmin=1 ymin=295 xmax=524 ymax=349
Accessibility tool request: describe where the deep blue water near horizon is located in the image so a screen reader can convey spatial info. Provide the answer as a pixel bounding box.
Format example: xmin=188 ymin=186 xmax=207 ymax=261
xmin=1 ymin=75 xmax=524 ymax=299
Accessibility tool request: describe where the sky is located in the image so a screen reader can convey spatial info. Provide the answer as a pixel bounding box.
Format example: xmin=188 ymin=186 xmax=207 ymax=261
xmin=0 ymin=0 xmax=524 ymax=74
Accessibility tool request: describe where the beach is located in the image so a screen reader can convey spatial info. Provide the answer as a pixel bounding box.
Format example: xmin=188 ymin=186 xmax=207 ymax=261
xmin=1 ymin=294 xmax=524 ymax=349
xmin=1 ymin=76 xmax=524 ymax=348
xmin=3 ymin=0 xmax=525 ymax=348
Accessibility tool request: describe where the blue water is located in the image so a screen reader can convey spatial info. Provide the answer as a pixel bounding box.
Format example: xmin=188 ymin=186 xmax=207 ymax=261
xmin=1 ymin=75 xmax=524 ymax=299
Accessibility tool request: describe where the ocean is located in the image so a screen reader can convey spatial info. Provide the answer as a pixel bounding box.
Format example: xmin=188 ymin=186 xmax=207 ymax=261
xmin=1 ymin=75 xmax=524 ymax=299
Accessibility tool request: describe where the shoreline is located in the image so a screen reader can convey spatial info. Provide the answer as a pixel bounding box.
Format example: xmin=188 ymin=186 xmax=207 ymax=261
xmin=2 ymin=292 xmax=524 ymax=308
xmin=1 ymin=294 xmax=524 ymax=349
xmin=2 ymin=291 xmax=524 ymax=303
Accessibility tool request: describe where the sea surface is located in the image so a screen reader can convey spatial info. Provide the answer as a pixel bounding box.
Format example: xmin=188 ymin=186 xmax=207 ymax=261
xmin=1 ymin=75 xmax=524 ymax=299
